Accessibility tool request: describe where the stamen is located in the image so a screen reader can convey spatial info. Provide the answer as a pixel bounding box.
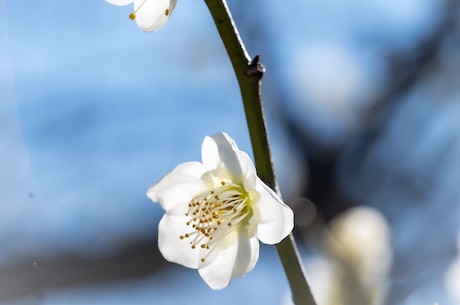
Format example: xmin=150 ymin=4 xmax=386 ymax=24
xmin=179 ymin=182 xmax=251 ymax=256
xmin=129 ymin=0 xmax=147 ymax=21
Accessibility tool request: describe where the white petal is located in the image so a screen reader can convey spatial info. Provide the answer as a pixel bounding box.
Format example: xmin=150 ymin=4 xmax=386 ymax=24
xmin=198 ymin=228 xmax=259 ymax=290
xmin=158 ymin=213 xmax=201 ymax=269
xmin=147 ymin=162 xmax=209 ymax=211
xmin=202 ymin=132 xmax=240 ymax=173
xmin=231 ymin=228 xmax=259 ymax=278
xmin=133 ymin=0 xmax=174 ymax=31
xmin=202 ymin=133 xmax=257 ymax=184
xmin=106 ymin=0 xmax=134 ymax=6
xmin=254 ymin=179 xmax=294 ymax=244
xmin=169 ymin=0 xmax=177 ymax=12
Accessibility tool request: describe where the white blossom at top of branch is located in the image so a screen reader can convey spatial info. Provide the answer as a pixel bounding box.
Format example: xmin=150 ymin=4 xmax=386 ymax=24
xmin=107 ymin=0 xmax=177 ymax=31
xmin=147 ymin=132 xmax=294 ymax=290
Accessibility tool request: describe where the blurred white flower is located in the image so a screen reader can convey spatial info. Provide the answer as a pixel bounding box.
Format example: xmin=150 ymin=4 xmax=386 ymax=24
xmin=147 ymin=132 xmax=293 ymax=290
xmin=313 ymin=206 xmax=392 ymax=305
xmin=445 ymin=231 xmax=460 ymax=303
xmin=326 ymin=206 xmax=392 ymax=286
xmin=107 ymin=0 xmax=177 ymax=31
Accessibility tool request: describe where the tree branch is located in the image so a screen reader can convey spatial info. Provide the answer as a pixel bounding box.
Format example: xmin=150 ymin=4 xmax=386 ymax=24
xmin=203 ymin=1 xmax=317 ymax=304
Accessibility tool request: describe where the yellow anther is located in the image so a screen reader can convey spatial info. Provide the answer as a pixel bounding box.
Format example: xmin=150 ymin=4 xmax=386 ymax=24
xmin=129 ymin=0 xmax=148 ymax=21
xmin=165 ymin=8 xmax=170 ymax=16
xmin=180 ymin=184 xmax=250 ymax=257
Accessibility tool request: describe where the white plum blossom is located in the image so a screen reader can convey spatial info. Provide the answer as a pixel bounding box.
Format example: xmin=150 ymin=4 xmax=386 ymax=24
xmin=107 ymin=0 xmax=177 ymax=31
xmin=147 ymin=132 xmax=294 ymax=290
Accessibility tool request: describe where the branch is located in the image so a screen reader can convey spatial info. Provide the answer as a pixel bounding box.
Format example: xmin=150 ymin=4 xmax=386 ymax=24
xmin=203 ymin=0 xmax=317 ymax=304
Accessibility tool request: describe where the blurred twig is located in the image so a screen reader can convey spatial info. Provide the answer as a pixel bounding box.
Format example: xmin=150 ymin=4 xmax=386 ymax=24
xmin=0 ymin=242 xmax=164 ymax=302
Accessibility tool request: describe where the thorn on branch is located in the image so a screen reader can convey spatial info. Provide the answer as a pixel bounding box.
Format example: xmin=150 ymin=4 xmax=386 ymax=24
xmin=247 ymin=55 xmax=265 ymax=79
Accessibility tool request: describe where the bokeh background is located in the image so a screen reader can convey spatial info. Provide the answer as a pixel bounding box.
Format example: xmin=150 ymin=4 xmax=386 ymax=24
xmin=1 ymin=0 xmax=460 ymax=304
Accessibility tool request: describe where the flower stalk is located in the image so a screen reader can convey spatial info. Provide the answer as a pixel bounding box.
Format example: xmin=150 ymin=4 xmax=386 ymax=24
xmin=203 ymin=0 xmax=317 ymax=304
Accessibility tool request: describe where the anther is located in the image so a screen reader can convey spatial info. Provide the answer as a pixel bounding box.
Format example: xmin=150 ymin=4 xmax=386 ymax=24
xmin=129 ymin=13 xmax=136 ymax=20
xmin=180 ymin=184 xmax=250 ymax=256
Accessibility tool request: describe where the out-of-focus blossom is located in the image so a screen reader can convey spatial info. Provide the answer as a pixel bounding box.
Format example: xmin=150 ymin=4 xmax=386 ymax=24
xmin=445 ymin=231 xmax=460 ymax=303
xmin=324 ymin=207 xmax=392 ymax=305
xmin=147 ymin=132 xmax=294 ymax=289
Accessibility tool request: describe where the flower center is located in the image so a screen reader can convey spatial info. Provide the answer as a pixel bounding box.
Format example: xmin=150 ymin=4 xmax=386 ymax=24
xmin=180 ymin=180 xmax=251 ymax=263
xmin=129 ymin=0 xmax=171 ymax=20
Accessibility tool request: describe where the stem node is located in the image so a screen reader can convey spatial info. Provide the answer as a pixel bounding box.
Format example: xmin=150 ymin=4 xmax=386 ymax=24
xmin=247 ymin=55 xmax=265 ymax=78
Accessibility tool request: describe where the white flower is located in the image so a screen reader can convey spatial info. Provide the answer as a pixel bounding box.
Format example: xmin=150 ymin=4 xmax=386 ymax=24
xmin=147 ymin=132 xmax=294 ymax=290
xmin=107 ymin=0 xmax=177 ymax=31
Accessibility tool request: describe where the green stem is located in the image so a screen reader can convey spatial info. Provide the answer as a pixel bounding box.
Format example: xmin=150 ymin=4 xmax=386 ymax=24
xmin=203 ymin=1 xmax=317 ymax=304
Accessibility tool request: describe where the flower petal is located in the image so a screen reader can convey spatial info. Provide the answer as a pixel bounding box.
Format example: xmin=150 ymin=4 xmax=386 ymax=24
xmin=198 ymin=228 xmax=259 ymax=290
xmin=202 ymin=132 xmax=240 ymax=173
xmin=147 ymin=162 xmax=209 ymax=211
xmin=106 ymin=0 xmax=134 ymax=6
xmin=202 ymin=133 xmax=257 ymax=184
xmin=231 ymin=228 xmax=259 ymax=278
xmin=158 ymin=213 xmax=201 ymax=269
xmin=254 ymin=179 xmax=294 ymax=244
xmin=169 ymin=0 xmax=177 ymax=11
xmin=133 ymin=0 xmax=175 ymax=31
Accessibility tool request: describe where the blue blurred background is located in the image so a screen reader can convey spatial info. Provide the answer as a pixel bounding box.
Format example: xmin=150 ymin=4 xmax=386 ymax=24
xmin=1 ymin=0 xmax=460 ymax=304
